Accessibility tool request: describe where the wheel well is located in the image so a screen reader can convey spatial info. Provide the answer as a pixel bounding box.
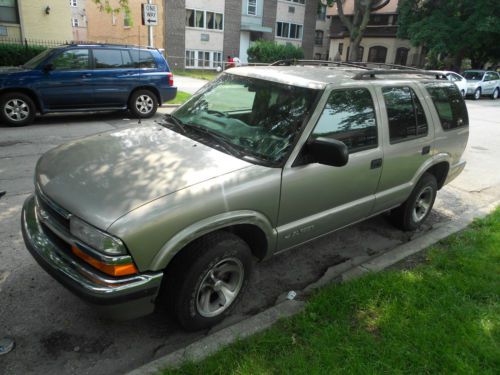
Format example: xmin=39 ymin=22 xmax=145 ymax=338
xmin=128 ymin=86 xmax=161 ymax=105
xmin=426 ymin=162 xmax=449 ymax=190
xmin=0 ymin=88 xmax=42 ymax=113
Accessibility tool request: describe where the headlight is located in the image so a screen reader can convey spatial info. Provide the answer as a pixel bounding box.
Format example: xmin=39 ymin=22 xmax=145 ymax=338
xmin=70 ymin=216 xmax=127 ymax=256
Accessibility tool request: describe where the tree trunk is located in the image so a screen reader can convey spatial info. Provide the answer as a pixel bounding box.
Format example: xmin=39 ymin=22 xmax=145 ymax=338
xmin=452 ymin=49 xmax=464 ymax=72
xmin=348 ymin=37 xmax=361 ymax=61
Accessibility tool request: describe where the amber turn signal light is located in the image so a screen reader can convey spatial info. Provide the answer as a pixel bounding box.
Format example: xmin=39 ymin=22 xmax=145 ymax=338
xmin=72 ymin=245 xmax=138 ymax=277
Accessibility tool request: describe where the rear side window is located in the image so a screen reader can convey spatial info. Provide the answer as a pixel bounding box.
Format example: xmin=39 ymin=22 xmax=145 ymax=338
xmin=424 ymin=83 xmax=468 ymax=131
xmin=312 ymin=88 xmax=377 ymax=153
xmin=382 ymin=86 xmax=428 ymax=143
xmin=93 ymin=49 xmax=125 ymax=69
xmin=129 ymin=50 xmax=157 ymax=68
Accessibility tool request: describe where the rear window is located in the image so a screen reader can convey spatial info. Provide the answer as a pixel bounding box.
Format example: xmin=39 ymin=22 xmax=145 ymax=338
xmin=129 ymin=50 xmax=157 ymax=68
xmin=424 ymin=82 xmax=468 ymax=131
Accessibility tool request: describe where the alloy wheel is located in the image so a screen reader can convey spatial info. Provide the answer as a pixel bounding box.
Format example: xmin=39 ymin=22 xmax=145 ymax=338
xmin=3 ymin=98 xmax=30 ymax=122
xmin=135 ymin=95 xmax=154 ymax=114
xmin=412 ymin=186 xmax=434 ymax=223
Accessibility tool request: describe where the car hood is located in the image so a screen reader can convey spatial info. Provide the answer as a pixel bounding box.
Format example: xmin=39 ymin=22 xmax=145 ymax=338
xmin=0 ymin=66 xmax=30 ymax=75
xmin=36 ymin=125 xmax=252 ymax=229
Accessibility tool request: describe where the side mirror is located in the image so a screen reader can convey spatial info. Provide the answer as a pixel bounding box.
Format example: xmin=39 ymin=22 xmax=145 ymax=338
xmin=43 ymin=64 xmax=54 ymax=73
xmin=307 ymin=137 xmax=349 ymax=167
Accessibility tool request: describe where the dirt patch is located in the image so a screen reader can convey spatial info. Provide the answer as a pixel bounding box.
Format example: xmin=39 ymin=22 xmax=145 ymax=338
xmin=40 ymin=331 xmax=113 ymax=358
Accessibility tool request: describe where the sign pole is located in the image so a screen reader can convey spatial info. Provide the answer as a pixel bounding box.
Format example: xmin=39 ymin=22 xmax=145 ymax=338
xmin=147 ymin=0 xmax=153 ymax=47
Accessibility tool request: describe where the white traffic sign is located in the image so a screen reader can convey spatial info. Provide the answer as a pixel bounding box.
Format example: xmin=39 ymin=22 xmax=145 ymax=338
xmin=142 ymin=3 xmax=158 ymax=26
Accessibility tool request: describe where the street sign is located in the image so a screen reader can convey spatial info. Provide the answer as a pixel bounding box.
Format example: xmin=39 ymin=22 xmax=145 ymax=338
xmin=142 ymin=3 xmax=158 ymax=26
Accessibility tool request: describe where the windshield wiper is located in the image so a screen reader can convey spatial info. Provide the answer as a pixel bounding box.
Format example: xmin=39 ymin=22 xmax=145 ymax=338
xmin=161 ymin=113 xmax=186 ymax=133
xmin=185 ymin=123 xmax=244 ymax=158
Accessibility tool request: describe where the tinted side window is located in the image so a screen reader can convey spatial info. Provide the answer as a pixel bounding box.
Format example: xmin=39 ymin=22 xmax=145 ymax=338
xmin=424 ymin=82 xmax=469 ymax=131
xmin=93 ymin=49 xmax=124 ymax=69
xmin=51 ymin=49 xmax=89 ymax=70
xmin=312 ymin=88 xmax=377 ymax=153
xmin=129 ymin=50 xmax=157 ymax=68
xmin=382 ymin=86 xmax=428 ymax=143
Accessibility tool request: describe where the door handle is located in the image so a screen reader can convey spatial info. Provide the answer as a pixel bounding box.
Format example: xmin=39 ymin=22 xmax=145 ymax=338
xmin=370 ymin=158 xmax=382 ymax=169
xmin=81 ymin=73 xmax=92 ymax=78
xmin=421 ymin=146 xmax=430 ymax=155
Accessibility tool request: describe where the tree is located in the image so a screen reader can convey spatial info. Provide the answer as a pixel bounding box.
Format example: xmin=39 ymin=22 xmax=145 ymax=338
xmin=326 ymin=0 xmax=373 ymax=61
xmin=398 ymin=0 xmax=500 ymax=70
xmin=247 ymin=40 xmax=304 ymax=63
xmin=92 ymin=0 xmax=131 ymax=18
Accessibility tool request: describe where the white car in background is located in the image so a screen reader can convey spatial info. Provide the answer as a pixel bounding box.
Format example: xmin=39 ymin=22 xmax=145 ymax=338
xmin=431 ymin=71 xmax=468 ymax=97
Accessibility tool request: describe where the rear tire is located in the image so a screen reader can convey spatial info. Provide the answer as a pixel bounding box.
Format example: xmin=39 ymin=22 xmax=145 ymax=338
xmin=128 ymin=89 xmax=158 ymax=118
xmin=389 ymin=173 xmax=438 ymax=231
xmin=163 ymin=232 xmax=253 ymax=331
xmin=0 ymin=92 xmax=36 ymax=126
xmin=461 ymin=89 xmax=466 ymax=98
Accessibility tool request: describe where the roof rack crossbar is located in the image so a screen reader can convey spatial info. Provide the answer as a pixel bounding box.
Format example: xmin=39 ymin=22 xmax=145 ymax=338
xmin=353 ymin=69 xmax=447 ymax=80
xmin=348 ymin=62 xmax=420 ymax=71
xmin=270 ymin=59 xmax=370 ymax=70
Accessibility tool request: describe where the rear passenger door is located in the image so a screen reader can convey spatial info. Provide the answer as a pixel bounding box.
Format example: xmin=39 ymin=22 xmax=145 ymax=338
xmin=277 ymin=87 xmax=383 ymax=250
xmin=90 ymin=48 xmax=136 ymax=107
xmin=373 ymin=85 xmax=434 ymax=213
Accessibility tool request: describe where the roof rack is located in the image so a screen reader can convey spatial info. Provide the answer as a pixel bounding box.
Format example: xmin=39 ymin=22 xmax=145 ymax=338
xmin=270 ymin=59 xmax=369 ymax=70
xmin=348 ymin=62 xmax=420 ymax=70
xmin=353 ymin=69 xmax=447 ymax=80
xmin=66 ymin=42 xmax=157 ymax=50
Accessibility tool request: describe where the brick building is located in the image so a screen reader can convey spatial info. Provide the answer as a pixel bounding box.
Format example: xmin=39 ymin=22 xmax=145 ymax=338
xmin=327 ymin=0 xmax=425 ymax=66
xmin=164 ymin=0 xmax=318 ymax=70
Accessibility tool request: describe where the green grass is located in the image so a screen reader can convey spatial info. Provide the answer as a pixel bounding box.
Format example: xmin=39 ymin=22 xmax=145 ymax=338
xmin=164 ymin=208 xmax=500 ymax=374
xmin=173 ymin=69 xmax=219 ymax=81
xmin=166 ymin=91 xmax=191 ymax=105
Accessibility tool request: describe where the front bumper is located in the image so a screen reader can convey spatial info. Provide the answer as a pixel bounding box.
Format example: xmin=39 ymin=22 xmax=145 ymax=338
xmin=21 ymin=195 xmax=163 ymax=320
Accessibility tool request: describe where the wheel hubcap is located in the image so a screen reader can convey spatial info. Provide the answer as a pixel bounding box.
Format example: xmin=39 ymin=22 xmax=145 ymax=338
xmin=475 ymin=90 xmax=480 ymax=99
xmin=494 ymin=90 xmax=499 ymax=99
xmin=4 ymin=99 xmax=29 ymax=122
xmin=412 ymin=186 xmax=434 ymax=223
xmin=196 ymin=258 xmax=244 ymax=318
xmin=135 ymin=95 xmax=154 ymax=114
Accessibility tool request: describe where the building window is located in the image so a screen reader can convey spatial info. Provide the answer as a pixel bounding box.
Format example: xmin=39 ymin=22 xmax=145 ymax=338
xmin=248 ymin=0 xmax=257 ymax=16
xmin=285 ymin=0 xmax=306 ymax=4
xmin=317 ymin=4 xmax=326 ymax=20
xmin=186 ymin=9 xmax=223 ymax=30
xmin=338 ymin=43 xmax=343 ymax=54
xmin=276 ymin=22 xmax=303 ymax=39
xmin=314 ymin=53 xmax=322 ymax=60
xmin=185 ymin=50 xmax=224 ymax=69
xmin=70 ymin=0 xmax=77 ymax=7
xmin=124 ymin=13 xmax=132 ymax=27
xmin=314 ymin=30 xmax=323 ymax=46
xmin=0 ymin=0 xmax=19 ymax=23
xmin=394 ymin=47 xmax=409 ymax=66
xmin=72 ymin=18 xmax=79 ymax=27
xmin=368 ymin=46 xmax=387 ymax=63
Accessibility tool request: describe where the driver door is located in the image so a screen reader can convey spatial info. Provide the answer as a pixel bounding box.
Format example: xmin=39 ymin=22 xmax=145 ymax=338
xmin=277 ymin=87 xmax=383 ymax=251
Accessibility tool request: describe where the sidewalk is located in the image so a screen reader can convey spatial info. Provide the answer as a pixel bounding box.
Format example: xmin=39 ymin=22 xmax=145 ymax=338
xmin=174 ymin=76 xmax=207 ymax=94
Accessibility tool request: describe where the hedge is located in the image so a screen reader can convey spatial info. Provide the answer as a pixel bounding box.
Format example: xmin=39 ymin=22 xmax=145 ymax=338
xmin=247 ymin=40 xmax=304 ymax=64
xmin=0 ymin=44 xmax=47 ymax=67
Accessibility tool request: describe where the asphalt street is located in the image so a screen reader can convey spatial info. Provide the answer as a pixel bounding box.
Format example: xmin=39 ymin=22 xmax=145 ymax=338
xmin=0 ymin=99 xmax=499 ymax=375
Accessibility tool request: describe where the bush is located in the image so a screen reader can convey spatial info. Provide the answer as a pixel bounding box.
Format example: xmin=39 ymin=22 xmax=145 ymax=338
xmin=247 ymin=40 xmax=304 ymax=64
xmin=0 ymin=44 xmax=47 ymax=67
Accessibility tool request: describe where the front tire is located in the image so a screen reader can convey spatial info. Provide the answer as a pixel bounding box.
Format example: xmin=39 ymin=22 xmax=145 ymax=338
xmin=461 ymin=89 xmax=466 ymax=98
xmin=389 ymin=173 xmax=438 ymax=231
xmin=0 ymin=92 xmax=36 ymax=126
xmin=128 ymin=89 xmax=158 ymax=118
xmin=473 ymin=88 xmax=481 ymax=100
xmin=165 ymin=232 xmax=253 ymax=331
xmin=492 ymin=88 xmax=499 ymax=100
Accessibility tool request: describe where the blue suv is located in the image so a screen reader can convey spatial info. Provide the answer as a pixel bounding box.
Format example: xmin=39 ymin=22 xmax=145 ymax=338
xmin=0 ymin=44 xmax=177 ymax=126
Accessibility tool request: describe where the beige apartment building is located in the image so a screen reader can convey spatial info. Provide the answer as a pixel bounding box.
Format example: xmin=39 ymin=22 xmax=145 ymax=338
xmin=327 ymin=0 xmax=425 ymax=66
xmin=0 ymin=0 xmax=73 ymax=42
xmin=86 ymin=0 xmax=164 ymax=49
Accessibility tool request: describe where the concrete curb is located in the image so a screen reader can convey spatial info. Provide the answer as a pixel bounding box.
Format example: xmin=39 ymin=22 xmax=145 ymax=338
xmin=127 ymin=200 xmax=499 ymax=375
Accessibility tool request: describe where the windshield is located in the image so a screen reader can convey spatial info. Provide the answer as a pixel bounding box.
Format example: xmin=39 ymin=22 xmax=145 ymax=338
xmin=22 ymin=48 xmax=56 ymax=69
xmin=463 ymin=71 xmax=484 ymax=81
xmin=171 ymin=74 xmax=319 ymax=166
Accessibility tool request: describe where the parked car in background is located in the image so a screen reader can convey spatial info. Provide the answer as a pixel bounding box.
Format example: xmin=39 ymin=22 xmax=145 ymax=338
xmin=0 ymin=44 xmax=177 ymax=126
xmin=22 ymin=62 xmax=469 ymax=331
xmin=431 ymin=70 xmax=468 ymax=97
xmin=463 ymin=70 xmax=500 ymax=100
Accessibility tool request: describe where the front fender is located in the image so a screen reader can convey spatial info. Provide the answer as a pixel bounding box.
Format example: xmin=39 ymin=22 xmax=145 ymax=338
xmin=150 ymin=210 xmax=277 ymax=271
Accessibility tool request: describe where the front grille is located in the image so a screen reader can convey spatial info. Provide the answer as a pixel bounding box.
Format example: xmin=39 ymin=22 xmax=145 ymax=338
xmin=35 ymin=191 xmax=70 ymax=231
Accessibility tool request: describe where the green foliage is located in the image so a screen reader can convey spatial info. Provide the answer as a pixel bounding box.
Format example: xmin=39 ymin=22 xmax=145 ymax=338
xmin=398 ymin=0 xmax=500 ymax=67
xmin=0 ymin=44 xmax=47 ymax=66
xmin=163 ymin=207 xmax=500 ymax=375
xmin=92 ymin=0 xmax=132 ymax=26
xmin=247 ymin=40 xmax=304 ymax=63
